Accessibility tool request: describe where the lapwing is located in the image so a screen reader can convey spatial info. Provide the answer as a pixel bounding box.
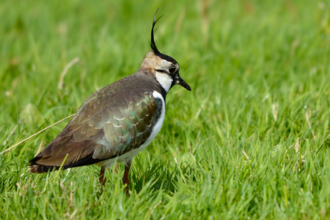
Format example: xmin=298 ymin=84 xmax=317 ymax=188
xmin=29 ymin=10 xmax=191 ymax=195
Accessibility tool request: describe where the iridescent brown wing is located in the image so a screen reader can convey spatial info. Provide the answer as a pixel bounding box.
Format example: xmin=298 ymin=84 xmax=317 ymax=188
xmin=30 ymin=85 xmax=163 ymax=169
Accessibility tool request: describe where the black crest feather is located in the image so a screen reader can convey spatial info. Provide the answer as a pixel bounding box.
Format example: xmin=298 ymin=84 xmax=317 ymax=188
xmin=151 ymin=9 xmax=162 ymax=54
xmin=149 ymin=9 xmax=178 ymax=64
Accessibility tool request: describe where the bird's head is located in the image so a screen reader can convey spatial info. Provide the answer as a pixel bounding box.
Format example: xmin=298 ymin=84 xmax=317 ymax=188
xmin=140 ymin=10 xmax=191 ymax=93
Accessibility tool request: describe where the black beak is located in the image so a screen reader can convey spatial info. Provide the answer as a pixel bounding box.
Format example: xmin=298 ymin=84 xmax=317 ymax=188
xmin=176 ymin=76 xmax=191 ymax=91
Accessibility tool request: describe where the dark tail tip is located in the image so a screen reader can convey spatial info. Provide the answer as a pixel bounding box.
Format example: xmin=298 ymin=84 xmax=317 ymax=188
xmin=29 ymin=154 xmax=57 ymax=173
xmin=29 ymin=164 xmax=59 ymax=173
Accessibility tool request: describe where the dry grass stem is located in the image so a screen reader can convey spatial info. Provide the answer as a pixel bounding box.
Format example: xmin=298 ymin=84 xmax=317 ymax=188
xmin=35 ymin=141 xmax=44 ymax=156
xmin=294 ymin=138 xmax=300 ymax=153
xmin=272 ymin=103 xmax=278 ymax=121
xmin=0 ymin=114 xmax=75 ymax=155
xmin=242 ymin=148 xmax=250 ymax=160
xmin=293 ymin=138 xmax=305 ymax=172
xmin=58 ymin=57 xmax=80 ymax=90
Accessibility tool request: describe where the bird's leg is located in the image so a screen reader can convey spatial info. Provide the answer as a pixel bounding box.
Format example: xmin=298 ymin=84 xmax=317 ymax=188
xmin=122 ymin=160 xmax=131 ymax=196
xmin=99 ymin=166 xmax=106 ymax=193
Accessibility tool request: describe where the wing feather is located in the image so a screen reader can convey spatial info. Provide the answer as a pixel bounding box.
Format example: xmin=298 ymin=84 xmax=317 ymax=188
xmin=30 ymin=83 xmax=163 ymax=168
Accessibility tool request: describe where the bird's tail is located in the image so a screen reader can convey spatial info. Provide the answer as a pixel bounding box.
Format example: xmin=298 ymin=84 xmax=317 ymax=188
xmin=29 ymin=154 xmax=61 ymax=173
xmin=29 ymin=164 xmax=60 ymax=173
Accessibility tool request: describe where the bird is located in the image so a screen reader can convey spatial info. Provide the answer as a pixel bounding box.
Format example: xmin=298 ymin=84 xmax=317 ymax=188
xmin=28 ymin=10 xmax=191 ymax=195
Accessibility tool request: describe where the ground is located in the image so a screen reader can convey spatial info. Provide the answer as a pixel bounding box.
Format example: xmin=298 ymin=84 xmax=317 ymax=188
xmin=1 ymin=0 xmax=330 ymax=219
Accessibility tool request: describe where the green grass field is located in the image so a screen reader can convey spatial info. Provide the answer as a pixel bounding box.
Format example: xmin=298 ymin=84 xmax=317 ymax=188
xmin=1 ymin=0 xmax=330 ymax=219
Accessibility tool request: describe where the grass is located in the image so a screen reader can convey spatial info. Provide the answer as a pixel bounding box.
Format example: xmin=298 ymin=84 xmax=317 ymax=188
xmin=1 ymin=0 xmax=330 ymax=219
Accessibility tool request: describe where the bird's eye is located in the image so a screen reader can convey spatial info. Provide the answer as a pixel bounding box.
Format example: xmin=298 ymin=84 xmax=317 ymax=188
xmin=169 ymin=67 xmax=176 ymax=74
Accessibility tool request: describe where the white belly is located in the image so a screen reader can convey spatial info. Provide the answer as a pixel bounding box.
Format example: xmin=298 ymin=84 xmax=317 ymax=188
xmin=97 ymin=90 xmax=165 ymax=168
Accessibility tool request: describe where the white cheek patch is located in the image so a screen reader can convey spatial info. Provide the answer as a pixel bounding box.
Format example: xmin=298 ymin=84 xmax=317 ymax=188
xmin=155 ymin=72 xmax=173 ymax=92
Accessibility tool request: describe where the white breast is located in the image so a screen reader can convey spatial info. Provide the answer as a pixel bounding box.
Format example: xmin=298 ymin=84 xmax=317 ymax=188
xmin=97 ymin=90 xmax=165 ymax=168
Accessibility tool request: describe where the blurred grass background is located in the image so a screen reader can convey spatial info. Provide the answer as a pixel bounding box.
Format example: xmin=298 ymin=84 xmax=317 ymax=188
xmin=1 ymin=0 xmax=330 ymax=219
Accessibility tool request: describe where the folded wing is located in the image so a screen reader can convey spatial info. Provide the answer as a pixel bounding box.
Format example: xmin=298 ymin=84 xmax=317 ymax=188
xmin=29 ymin=87 xmax=162 ymax=170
